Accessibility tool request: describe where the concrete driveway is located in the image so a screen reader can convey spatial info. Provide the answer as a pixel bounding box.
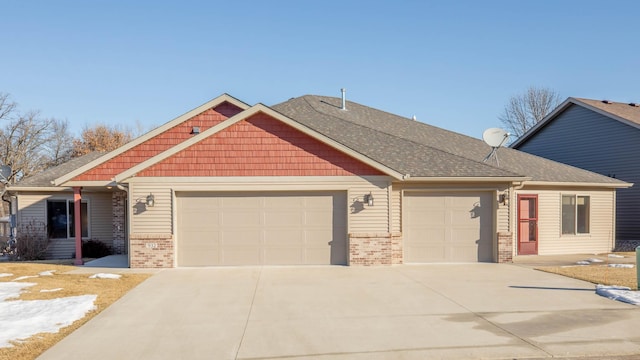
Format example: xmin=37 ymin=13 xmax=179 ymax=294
xmin=39 ymin=264 xmax=640 ymax=359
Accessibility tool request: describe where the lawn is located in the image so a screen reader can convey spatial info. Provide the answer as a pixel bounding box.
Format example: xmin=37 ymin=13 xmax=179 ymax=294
xmin=0 ymin=262 xmax=150 ymax=360
xmin=536 ymin=252 xmax=638 ymax=289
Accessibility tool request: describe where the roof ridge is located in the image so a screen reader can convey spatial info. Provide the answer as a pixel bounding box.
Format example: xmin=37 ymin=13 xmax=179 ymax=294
xmin=299 ymin=95 xmax=521 ymax=177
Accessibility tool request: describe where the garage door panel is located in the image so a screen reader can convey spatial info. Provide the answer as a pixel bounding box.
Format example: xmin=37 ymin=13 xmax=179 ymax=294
xmin=405 ymin=192 xmax=493 ymax=263
xmin=177 ymin=192 xmax=347 ymax=266
xmin=265 ymin=211 xmax=303 ymax=227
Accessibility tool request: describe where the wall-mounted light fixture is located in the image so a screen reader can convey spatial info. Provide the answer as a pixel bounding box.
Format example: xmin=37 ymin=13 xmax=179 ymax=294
xmin=364 ymin=192 xmax=374 ymax=207
xmin=499 ymin=191 xmax=509 ymax=205
xmin=146 ymin=193 xmax=155 ymax=207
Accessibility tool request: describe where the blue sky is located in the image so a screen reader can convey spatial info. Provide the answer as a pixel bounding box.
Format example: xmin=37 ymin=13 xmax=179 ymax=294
xmin=2 ymin=1 xmax=639 ymax=139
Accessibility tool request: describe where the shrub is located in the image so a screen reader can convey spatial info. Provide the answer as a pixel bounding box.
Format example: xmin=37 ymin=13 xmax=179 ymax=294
xmin=15 ymin=220 xmax=49 ymax=260
xmin=82 ymin=239 xmax=112 ymax=258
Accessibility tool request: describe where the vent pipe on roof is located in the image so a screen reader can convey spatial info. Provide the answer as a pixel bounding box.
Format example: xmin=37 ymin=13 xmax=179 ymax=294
xmin=341 ymin=88 xmax=346 ymax=110
xmin=602 ymin=100 xmax=612 ymax=104
xmin=629 ymin=103 xmax=639 ymax=107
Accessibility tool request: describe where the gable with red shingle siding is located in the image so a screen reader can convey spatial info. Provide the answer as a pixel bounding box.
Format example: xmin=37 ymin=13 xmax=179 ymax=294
xmin=73 ymin=103 xmax=243 ymax=181
xmin=137 ymin=112 xmax=384 ymax=177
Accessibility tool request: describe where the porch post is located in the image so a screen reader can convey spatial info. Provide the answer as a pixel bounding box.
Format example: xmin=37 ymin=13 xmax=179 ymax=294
xmin=74 ymin=187 xmax=83 ymax=265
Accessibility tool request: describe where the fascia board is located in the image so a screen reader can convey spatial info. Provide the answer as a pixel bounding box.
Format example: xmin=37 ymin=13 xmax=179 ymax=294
xmin=521 ymin=180 xmax=632 ymax=189
xmin=510 ymin=98 xmax=575 ymax=148
xmin=115 ymin=104 xmax=405 ymax=182
xmin=53 ymin=93 xmax=250 ymax=186
xmin=402 ymin=176 xmax=530 ymax=183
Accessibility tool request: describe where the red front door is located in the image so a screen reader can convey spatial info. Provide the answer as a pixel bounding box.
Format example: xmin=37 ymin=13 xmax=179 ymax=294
xmin=518 ymin=195 xmax=538 ymax=255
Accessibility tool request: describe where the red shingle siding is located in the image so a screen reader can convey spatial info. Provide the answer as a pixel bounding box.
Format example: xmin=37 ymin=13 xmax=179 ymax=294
xmin=138 ymin=113 xmax=384 ymax=177
xmin=73 ymin=105 xmax=232 ymax=181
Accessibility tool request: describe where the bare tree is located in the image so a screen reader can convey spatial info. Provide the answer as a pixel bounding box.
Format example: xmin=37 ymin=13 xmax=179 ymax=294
xmin=499 ymin=86 xmax=562 ymax=138
xmin=0 ymin=92 xmax=74 ymax=184
xmin=71 ymin=124 xmax=132 ymax=157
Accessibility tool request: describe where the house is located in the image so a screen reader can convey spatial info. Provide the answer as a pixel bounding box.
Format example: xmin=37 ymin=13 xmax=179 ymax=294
xmin=6 ymin=93 xmax=630 ymax=267
xmin=511 ymin=97 xmax=640 ymax=250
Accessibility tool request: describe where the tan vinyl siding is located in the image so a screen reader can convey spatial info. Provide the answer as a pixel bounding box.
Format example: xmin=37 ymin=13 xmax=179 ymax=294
xmin=89 ymin=192 xmax=113 ymax=247
xmin=17 ymin=191 xmax=114 ymax=259
xmin=347 ymin=180 xmax=390 ymax=233
xmin=515 ymin=104 xmax=639 ymax=240
xmin=129 ymin=176 xmax=393 ymax=236
xmin=390 ymin=186 xmax=402 ymax=233
xmin=130 ymin=184 xmax=173 ymax=235
xmin=516 ymin=188 xmax=615 ymax=255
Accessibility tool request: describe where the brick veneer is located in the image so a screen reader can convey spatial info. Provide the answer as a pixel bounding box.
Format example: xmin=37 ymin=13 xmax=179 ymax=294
xmin=111 ymin=191 xmax=126 ymax=254
xmin=349 ymin=233 xmax=402 ymax=266
xmin=497 ymin=232 xmax=513 ymax=263
xmin=130 ymin=234 xmax=174 ymax=268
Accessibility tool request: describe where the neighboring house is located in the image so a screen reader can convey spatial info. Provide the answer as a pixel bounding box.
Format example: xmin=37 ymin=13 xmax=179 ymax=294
xmin=6 ymin=93 xmax=630 ymax=267
xmin=511 ymin=97 xmax=640 ymax=250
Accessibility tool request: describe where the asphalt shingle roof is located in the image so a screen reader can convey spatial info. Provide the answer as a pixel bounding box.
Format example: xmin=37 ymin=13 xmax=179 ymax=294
xmin=273 ymin=95 xmax=625 ymax=185
xmin=12 ymin=152 xmax=105 ymax=187
xmin=574 ymin=98 xmax=640 ymax=126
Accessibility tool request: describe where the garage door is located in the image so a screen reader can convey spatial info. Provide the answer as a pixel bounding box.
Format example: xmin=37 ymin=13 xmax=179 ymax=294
xmin=177 ymin=192 xmax=347 ymax=266
xmin=404 ymin=192 xmax=493 ymax=263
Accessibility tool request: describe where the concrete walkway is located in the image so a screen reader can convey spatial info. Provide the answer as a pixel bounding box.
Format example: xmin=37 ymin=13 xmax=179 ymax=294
xmin=38 ymin=264 xmax=640 ymax=360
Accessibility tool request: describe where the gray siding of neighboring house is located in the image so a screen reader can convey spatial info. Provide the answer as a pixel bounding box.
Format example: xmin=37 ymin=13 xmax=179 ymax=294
xmin=515 ymin=104 xmax=640 ymax=241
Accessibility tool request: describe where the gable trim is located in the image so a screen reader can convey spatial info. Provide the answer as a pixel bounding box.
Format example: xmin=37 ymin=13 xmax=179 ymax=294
xmin=53 ymin=94 xmax=250 ymax=186
xmin=114 ymin=104 xmax=405 ymax=182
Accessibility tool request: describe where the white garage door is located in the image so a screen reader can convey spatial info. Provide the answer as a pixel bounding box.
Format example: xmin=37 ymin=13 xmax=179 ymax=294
xmin=177 ymin=192 xmax=347 ymax=266
xmin=404 ymin=192 xmax=493 ymax=263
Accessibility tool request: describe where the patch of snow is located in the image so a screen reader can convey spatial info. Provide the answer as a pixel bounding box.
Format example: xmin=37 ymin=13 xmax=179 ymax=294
xmin=0 ymin=273 xmax=13 ymax=278
xmin=608 ymin=254 xmax=625 ymax=258
xmin=89 ymin=273 xmax=121 ymax=279
xmin=596 ymin=285 xmax=640 ymax=306
xmin=0 ymin=293 xmax=96 ymax=347
xmin=40 ymin=288 xmax=63 ymax=293
xmin=39 ymin=270 xmax=56 ymax=276
xmin=576 ymin=261 xmax=591 ymax=265
xmin=608 ymin=264 xmax=635 ymax=268
xmin=586 ymin=258 xmax=604 ymax=263
xmin=13 ymin=275 xmax=38 ymax=281
xmin=0 ymin=282 xmax=35 ymax=301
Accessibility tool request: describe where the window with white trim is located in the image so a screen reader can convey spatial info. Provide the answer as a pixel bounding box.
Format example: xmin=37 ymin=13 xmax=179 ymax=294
xmin=561 ymin=195 xmax=590 ymax=234
xmin=47 ymin=200 xmax=89 ymax=239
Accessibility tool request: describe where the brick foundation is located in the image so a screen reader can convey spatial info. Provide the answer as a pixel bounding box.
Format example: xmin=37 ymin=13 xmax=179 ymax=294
xmin=112 ymin=191 xmax=126 ymax=254
xmin=497 ymin=232 xmax=513 ymax=263
xmin=349 ymin=233 xmax=402 ymax=266
xmin=130 ymin=234 xmax=174 ymax=268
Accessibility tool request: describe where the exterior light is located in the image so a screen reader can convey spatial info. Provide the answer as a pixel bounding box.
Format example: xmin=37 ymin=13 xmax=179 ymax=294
xmin=500 ymin=191 xmax=509 ymax=205
xmin=365 ymin=192 xmax=374 ymax=207
xmin=146 ymin=194 xmax=155 ymax=207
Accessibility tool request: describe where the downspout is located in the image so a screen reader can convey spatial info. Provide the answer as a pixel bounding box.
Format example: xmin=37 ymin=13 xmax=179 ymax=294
xmin=115 ymin=183 xmax=130 ymax=266
xmin=73 ymin=187 xmax=83 ymax=265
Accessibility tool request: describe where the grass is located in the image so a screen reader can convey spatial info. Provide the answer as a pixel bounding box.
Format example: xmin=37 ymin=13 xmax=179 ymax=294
xmin=0 ymin=262 xmax=151 ymax=360
xmin=537 ymin=252 xmax=638 ymax=289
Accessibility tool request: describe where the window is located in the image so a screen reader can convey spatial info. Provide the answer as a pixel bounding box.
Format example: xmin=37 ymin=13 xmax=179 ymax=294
xmin=561 ymin=195 xmax=590 ymax=234
xmin=47 ymin=200 xmax=89 ymax=239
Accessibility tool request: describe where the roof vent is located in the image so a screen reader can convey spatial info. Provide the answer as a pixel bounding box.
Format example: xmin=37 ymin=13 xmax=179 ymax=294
xmin=191 ymin=126 xmax=200 ymax=135
xmin=602 ymin=100 xmax=612 ymax=104
xmin=412 ymin=115 xmax=417 ymax=121
xmin=629 ymin=103 xmax=640 ymax=107
xmin=340 ymin=88 xmax=346 ymax=110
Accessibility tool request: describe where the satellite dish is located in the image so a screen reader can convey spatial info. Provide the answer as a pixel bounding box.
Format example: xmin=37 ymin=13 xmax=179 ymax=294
xmin=482 ymin=128 xmax=510 ymax=147
xmin=0 ymin=165 xmax=11 ymax=182
xmin=482 ymin=128 xmax=510 ymax=166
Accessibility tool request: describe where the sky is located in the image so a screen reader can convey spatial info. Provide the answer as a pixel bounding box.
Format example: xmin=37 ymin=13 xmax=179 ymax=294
xmin=2 ymin=0 xmax=639 ymax=139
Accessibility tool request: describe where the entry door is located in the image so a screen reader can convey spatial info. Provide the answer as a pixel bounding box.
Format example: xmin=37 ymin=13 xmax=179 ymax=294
xmin=518 ymin=195 xmax=538 ymax=255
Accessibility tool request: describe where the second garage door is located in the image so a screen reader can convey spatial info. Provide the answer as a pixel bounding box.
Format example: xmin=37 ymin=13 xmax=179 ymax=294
xmin=177 ymin=191 xmax=347 ymax=266
xmin=404 ymin=192 xmax=493 ymax=263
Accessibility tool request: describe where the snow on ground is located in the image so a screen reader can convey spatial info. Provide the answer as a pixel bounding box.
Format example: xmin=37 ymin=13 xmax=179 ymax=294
xmin=608 ymin=263 xmax=635 ymax=268
xmin=608 ymin=254 xmax=625 ymax=258
xmin=39 ymin=270 xmax=56 ymax=276
xmin=0 ymin=274 xmax=98 ymax=348
xmin=40 ymin=288 xmax=63 ymax=293
xmin=596 ymin=285 xmax=640 ymax=306
xmin=13 ymin=275 xmax=38 ymax=281
xmin=89 ymin=273 xmax=121 ymax=279
xmin=0 ymin=273 xmax=12 ymax=278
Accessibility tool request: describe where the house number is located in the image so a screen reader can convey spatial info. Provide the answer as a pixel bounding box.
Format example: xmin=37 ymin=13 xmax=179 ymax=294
xmin=146 ymin=243 xmax=158 ymax=249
